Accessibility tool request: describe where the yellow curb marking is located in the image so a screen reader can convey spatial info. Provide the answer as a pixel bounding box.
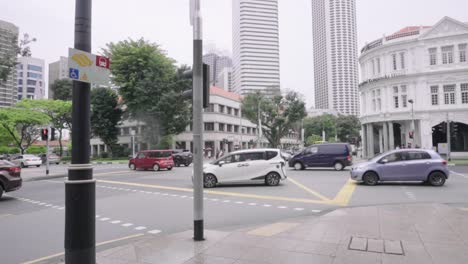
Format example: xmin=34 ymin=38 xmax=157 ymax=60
xmin=330 ymin=179 xmax=358 ymax=206
xmin=94 ymin=170 xmax=131 ymax=176
xmin=248 ymin=222 xmax=299 ymax=237
xmin=21 ymin=233 xmax=144 ymax=264
xmin=287 ymin=176 xmax=331 ymax=201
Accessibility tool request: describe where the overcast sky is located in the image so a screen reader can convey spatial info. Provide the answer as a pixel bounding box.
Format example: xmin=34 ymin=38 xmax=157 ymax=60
xmin=2 ymin=0 xmax=467 ymax=107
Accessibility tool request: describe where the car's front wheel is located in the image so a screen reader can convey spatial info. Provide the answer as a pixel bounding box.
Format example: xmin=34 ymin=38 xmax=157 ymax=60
xmin=428 ymin=171 xmax=446 ymax=186
xmin=153 ymin=164 xmax=160 ymax=171
xmin=129 ymin=163 xmax=136 ymax=170
xmin=265 ymin=172 xmax=281 ymax=186
xmin=294 ymin=162 xmax=304 ymax=170
xmin=363 ymin=171 xmax=379 ymax=186
xmin=204 ymin=174 xmax=217 ymax=188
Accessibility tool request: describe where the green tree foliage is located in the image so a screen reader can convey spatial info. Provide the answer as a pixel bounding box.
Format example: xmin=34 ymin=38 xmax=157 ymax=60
xmin=91 ymin=88 xmax=123 ymax=156
xmin=103 ymin=38 xmax=190 ymax=148
xmin=304 ymin=114 xmax=361 ymax=143
xmin=51 ymin=79 xmax=73 ymax=101
xmin=0 ymin=107 xmax=50 ymax=154
xmin=0 ymin=33 xmax=36 ymax=82
xmin=16 ymin=99 xmax=72 ymax=156
xmin=306 ymin=134 xmax=322 ymax=145
xmin=242 ymin=91 xmax=306 ymax=147
xmin=0 ymin=126 xmax=15 ymax=147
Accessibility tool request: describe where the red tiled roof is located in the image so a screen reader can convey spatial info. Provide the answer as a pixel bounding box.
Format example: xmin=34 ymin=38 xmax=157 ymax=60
xmin=390 ymin=26 xmax=431 ymax=36
xmin=210 ymin=86 xmax=241 ymax=101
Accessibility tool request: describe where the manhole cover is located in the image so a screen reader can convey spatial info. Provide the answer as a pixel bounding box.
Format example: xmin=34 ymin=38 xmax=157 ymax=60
xmin=348 ymin=236 xmax=404 ymax=255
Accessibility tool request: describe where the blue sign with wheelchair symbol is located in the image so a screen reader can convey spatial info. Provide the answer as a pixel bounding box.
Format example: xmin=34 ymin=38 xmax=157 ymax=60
xmin=69 ymin=68 xmax=80 ymax=80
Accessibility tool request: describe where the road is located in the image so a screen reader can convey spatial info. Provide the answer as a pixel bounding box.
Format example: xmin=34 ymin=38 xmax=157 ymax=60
xmin=1 ymin=163 xmax=468 ymax=263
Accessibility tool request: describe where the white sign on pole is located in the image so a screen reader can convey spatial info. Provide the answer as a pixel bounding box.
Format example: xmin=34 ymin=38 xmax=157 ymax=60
xmin=68 ymin=48 xmax=110 ymax=85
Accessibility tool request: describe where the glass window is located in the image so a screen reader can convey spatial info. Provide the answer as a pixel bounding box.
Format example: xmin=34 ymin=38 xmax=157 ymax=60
xmin=392 ymin=54 xmax=397 ymax=70
xmin=394 ymin=96 xmax=399 ymax=108
xmin=27 ymin=79 xmax=36 ymax=85
xmin=429 ymin=48 xmax=437 ymax=65
xmin=382 ymin=152 xmax=402 ymax=163
xmin=18 ymin=94 xmax=23 ymax=100
xmin=400 ymin=52 xmax=405 ymax=69
xmin=442 ymin=46 xmax=454 ymax=64
xmin=443 ymin=85 xmax=456 ymax=105
xmin=204 ymin=122 xmax=214 ymax=131
xmin=205 ymin=104 xmax=214 ymax=112
xmin=402 ymin=95 xmax=408 ymax=108
xmin=459 ymin=44 xmax=467 ymax=63
xmin=234 ymin=125 xmax=239 ymax=133
xmin=376 ymin=58 xmax=381 ymax=74
xmin=227 ymin=124 xmax=232 ymax=132
xmin=137 ymin=153 xmax=146 ymax=159
xmin=461 ymin=83 xmax=468 ymax=104
xmin=393 ymin=86 xmax=398 ymax=94
xmin=227 ymin=107 xmax=232 ymax=115
xmin=27 ymin=87 xmax=35 ymax=93
xmin=407 ymin=151 xmax=431 ymax=160
xmin=234 ymin=109 xmax=239 ymax=116
xmin=27 ymin=65 xmax=42 ymax=72
xmin=266 ymin=151 xmax=278 ymax=160
xmin=218 ymin=123 xmax=225 ymax=132
xmin=218 ymin=105 xmax=225 ymax=113
xmin=243 ymin=152 xmax=264 ymax=161
xmin=27 ymin=72 xmax=42 ymax=79
xmin=18 ymin=79 xmax=23 ymax=85
xmin=305 ymin=147 xmax=318 ymax=154
xmin=431 ymin=86 xmax=439 ymax=105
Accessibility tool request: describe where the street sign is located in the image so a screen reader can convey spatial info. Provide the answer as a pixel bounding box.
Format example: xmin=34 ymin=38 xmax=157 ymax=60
xmin=68 ymin=48 xmax=110 ymax=85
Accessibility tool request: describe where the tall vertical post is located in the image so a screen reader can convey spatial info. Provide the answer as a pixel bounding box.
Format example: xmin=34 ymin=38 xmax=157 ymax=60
xmin=447 ymin=113 xmax=451 ymax=161
xmin=65 ymin=0 xmax=95 ymax=263
xmin=191 ymin=0 xmax=204 ymax=241
xmin=46 ymin=126 xmax=50 ymax=175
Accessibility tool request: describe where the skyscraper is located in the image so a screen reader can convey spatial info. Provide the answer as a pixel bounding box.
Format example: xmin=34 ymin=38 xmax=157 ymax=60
xmin=0 ymin=20 xmax=19 ymax=107
xmin=48 ymin=56 xmax=69 ymax=99
xmin=17 ymin=57 xmax=45 ymax=100
xmin=232 ymin=0 xmax=280 ymax=95
xmin=311 ymin=0 xmax=359 ymax=116
xmin=202 ymin=53 xmax=232 ymax=86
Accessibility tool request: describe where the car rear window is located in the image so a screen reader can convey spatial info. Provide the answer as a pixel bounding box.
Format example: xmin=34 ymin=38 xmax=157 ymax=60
xmin=266 ymin=151 xmax=278 ymax=160
xmin=241 ymin=152 xmax=264 ymax=161
xmin=407 ymin=151 xmax=431 ymax=160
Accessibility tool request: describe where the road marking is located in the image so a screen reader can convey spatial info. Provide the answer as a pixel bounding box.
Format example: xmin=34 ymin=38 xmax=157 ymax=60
xmin=330 ymin=179 xmax=357 ymax=206
xmin=248 ymin=222 xmax=299 ymax=237
xmin=287 ymin=176 xmax=331 ymax=201
xmin=148 ymin=229 xmax=161 ymax=234
xmin=294 ymin=208 xmax=304 ymax=211
xmin=100 ymin=217 xmax=110 ymax=221
xmin=311 ymin=209 xmax=322 ymax=213
xmin=122 ymin=223 xmax=133 ymax=227
xmin=235 ymin=201 xmax=244 ymax=204
xmin=21 ymin=233 xmax=144 ymax=264
xmin=277 ymin=206 xmax=287 ymax=209
xmin=110 ymin=220 xmax=121 ymax=224
xmin=263 ymin=204 xmax=272 ymax=207
xmin=450 ymin=170 xmax=467 ymax=178
xmin=248 ymin=203 xmax=257 ymax=206
xmin=135 ymin=226 xmax=146 ymax=230
xmin=223 ymin=200 xmax=231 ymax=203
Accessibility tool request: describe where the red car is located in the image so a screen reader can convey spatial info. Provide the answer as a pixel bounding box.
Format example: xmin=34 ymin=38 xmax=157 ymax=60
xmin=129 ymin=150 xmax=174 ymax=171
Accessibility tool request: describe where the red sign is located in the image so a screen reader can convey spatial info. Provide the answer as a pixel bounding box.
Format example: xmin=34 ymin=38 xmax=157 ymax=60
xmin=96 ymin=56 xmax=110 ymax=69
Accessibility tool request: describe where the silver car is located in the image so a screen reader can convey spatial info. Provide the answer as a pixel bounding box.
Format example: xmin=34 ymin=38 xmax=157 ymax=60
xmin=351 ymin=149 xmax=449 ymax=186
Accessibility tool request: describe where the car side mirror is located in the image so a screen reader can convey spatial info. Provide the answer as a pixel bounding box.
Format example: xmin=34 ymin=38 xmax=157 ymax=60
xmin=218 ymin=161 xmax=225 ymax=167
xmin=380 ymin=159 xmax=388 ymax=164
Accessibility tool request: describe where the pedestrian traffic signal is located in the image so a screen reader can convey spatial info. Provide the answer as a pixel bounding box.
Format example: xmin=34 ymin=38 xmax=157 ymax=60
xmin=41 ymin=128 xmax=49 ymax=141
xmin=181 ymin=63 xmax=210 ymax=108
xmin=409 ymin=131 xmax=414 ymax=139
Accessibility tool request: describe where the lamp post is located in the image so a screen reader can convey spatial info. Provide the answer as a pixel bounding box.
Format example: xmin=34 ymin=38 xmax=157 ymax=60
xmin=408 ymin=99 xmax=415 ymax=146
xmin=130 ymin=129 xmax=135 ymax=158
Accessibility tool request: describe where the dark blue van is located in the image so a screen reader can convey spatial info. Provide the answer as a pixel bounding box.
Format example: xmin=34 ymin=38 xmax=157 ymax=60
xmin=288 ymin=143 xmax=352 ymax=171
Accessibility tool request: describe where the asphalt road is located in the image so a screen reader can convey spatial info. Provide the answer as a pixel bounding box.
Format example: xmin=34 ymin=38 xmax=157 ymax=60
xmin=1 ymin=163 xmax=468 ymax=264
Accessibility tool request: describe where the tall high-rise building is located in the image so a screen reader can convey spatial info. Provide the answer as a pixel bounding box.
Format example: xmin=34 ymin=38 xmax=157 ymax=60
xmin=48 ymin=56 xmax=68 ymax=99
xmin=311 ymin=0 xmax=359 ymax=115
xmin=202 ymin=53 xmax=232 ymax=86
xmin=17 ymin=57 xmax=45 ymax=100
xmin=216 ymin=67 xmax=233 ymax=91
xmin=232 ymin=0 xmax=280 ymax=95
xmin=0 ymin=20 xmax=19 ymax=107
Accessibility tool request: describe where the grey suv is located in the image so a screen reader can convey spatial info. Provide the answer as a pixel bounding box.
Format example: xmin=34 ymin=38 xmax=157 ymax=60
xmin=350 ymin=149 xmax=449 ymax=186
xmin=0 ymin=160 xmax=22 ymax=198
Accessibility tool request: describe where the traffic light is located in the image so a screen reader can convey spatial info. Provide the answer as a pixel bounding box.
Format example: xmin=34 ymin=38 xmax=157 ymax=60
xmin=41 ymin=128 xmax=49 ymax=141
xmin=181 ymin=63 xmax=210 ymax=108
xmin=408 ymin=131 xmax=414 ymax=139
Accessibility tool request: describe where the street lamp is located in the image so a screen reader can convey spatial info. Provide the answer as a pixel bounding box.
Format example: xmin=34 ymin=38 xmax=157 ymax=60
xmin=130 ymin=129 xmax=136 ymax=158
xmin=408 ymin=99 xmax=415 ymax=146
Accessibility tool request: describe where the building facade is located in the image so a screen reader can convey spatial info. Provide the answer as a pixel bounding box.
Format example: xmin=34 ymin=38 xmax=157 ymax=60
xmin=359 ymin=17 xmax=468 ymax=157
xmin=202 ymin=53 xmax=232 ymax=87
xmin=48 ymin=56 xmax=68 ymax=99
xmin=17 ymin=57 xmax=45 ymax=100
xmin=0 ymin=20 xmax=19 ymax=107
xmin=232 ymin=0 xmax=280 ymax=95
xmin=90 ymin=87 xmax=301 ymax=157
xmin=311 ymin=0 xmax=359 ymax=116
xmin=216 ymin=67 xmax=233 ymax=91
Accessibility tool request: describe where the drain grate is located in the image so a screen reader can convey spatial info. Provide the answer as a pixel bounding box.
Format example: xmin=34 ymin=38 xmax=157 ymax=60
xmin=348 ymin=236 xmax=404 ymax=255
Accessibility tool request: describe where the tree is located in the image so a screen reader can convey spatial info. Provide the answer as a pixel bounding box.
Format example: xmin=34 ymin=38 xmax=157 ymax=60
xmin=103 ymin=38 xmax=190 ymax=148
xmin=0 ymin=108 xmax=50 ymax=154
xmin=303 ymin=114 xmax=337 ymax=141
xmin=51 ymin=79 xmax=73 ymax=100
xmin=91 ymin=88 xmax=123 ymax=156
xmin=242 ymin=91 xmax=306 ymax=147
xmin=16 ymin=99 xmax=72 ymax=156
xmin=336 ymin=115 xmax=361 ymax=143
xmin=306 ymin=134 xmax=322 ymax=145
xmin=0 ymin=33 xmax=36 ymax=82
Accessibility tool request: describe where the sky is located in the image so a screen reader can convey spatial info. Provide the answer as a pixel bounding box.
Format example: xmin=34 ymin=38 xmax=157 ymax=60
xmin=2 ymin=0 xmax=468 ymax=108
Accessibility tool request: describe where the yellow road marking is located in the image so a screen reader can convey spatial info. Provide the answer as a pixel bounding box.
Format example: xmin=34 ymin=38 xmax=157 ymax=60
xmin=248 ymin=222 xmax=299 ymax=236
xmin=287 ymin=176 xmax=331 ymax=201
xmin=21 ymin=233 xmax=144 ymax=264
xmin=94 ymin=170 xmax=130 ymax=176
xmin=330 ymin=179 xmax=357 ymax=206
xmin=97 ymin=179 xmax=331 ymax=205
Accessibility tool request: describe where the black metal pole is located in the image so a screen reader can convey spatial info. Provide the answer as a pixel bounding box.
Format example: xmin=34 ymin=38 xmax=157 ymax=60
xmin=65 ymin=0 xmax=95 ymax=263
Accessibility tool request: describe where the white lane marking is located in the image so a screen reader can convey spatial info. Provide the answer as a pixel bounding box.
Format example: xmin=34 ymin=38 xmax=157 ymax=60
xmin=39 ymin=203 xmax=46 ymax=205
xmin=180 ymin=196 xmax=187 ymax=198
xmin=171 ymin=194 xmax=178 ymax=197
xmin=45 ymin=204 xmax=52 ymax=207
xmin=96 ymin=215 xmax=100 ymax=218
xmin=100 ymin=217 xmax=110 ymax=221
xmin=263 ymin=204 xmax=272 ymax=207
xmin=278 ymin=206 xmax=287 ymax=209
xmin=58 ymin=207 xmax=65 ymax=210
xmin=135 ymin=226 xmax=147 ymax=230
xmin=235 ymin=201 xmax=244 ymax=204
xmin=148 ymin=230 xmax=161 ymax=234
xmin=311 ymin=209 xmax=322 ymax=213
xmin=294 ymin=208 xmax=304 ymax=211
xmin=122 ymin=223 xmax=133 ymax=227
xmin=223 ymin=200 xmax=231 ymax=203
xmin=248 ymin=203 xmax=257 ymax=206
xmin=211 ymin=198 xmax=219 ymax=202
xmin=110 ymin=220 xmax=122 ymax=224
xmin=451 ymin=170 xmax=468 ymax=178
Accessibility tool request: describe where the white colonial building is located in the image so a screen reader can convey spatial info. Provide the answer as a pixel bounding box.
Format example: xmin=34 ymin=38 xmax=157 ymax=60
xmin=359 ymin=17 xmax=468 ymax=158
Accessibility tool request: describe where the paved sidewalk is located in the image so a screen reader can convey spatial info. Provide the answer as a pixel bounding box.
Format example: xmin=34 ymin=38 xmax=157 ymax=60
xmin=93 ymin=203 xmax=468 ymax=264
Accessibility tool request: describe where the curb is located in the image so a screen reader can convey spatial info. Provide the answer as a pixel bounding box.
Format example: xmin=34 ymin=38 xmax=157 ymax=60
xmin=23 ymin=174 xmax=67 ymax=182
xmin=61 ymin=162 xmax=128 ymax=165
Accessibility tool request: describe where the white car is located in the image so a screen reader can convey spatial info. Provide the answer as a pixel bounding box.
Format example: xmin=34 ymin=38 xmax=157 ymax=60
xmin=10 ymin=154 xmax=42 ymax=168
xmin=201 ymin=148 xmax=287 ymax=188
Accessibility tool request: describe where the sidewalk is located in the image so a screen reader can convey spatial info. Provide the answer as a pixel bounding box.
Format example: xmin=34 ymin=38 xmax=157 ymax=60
xmin=94 ymin=203 xmax=468 ymax=264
